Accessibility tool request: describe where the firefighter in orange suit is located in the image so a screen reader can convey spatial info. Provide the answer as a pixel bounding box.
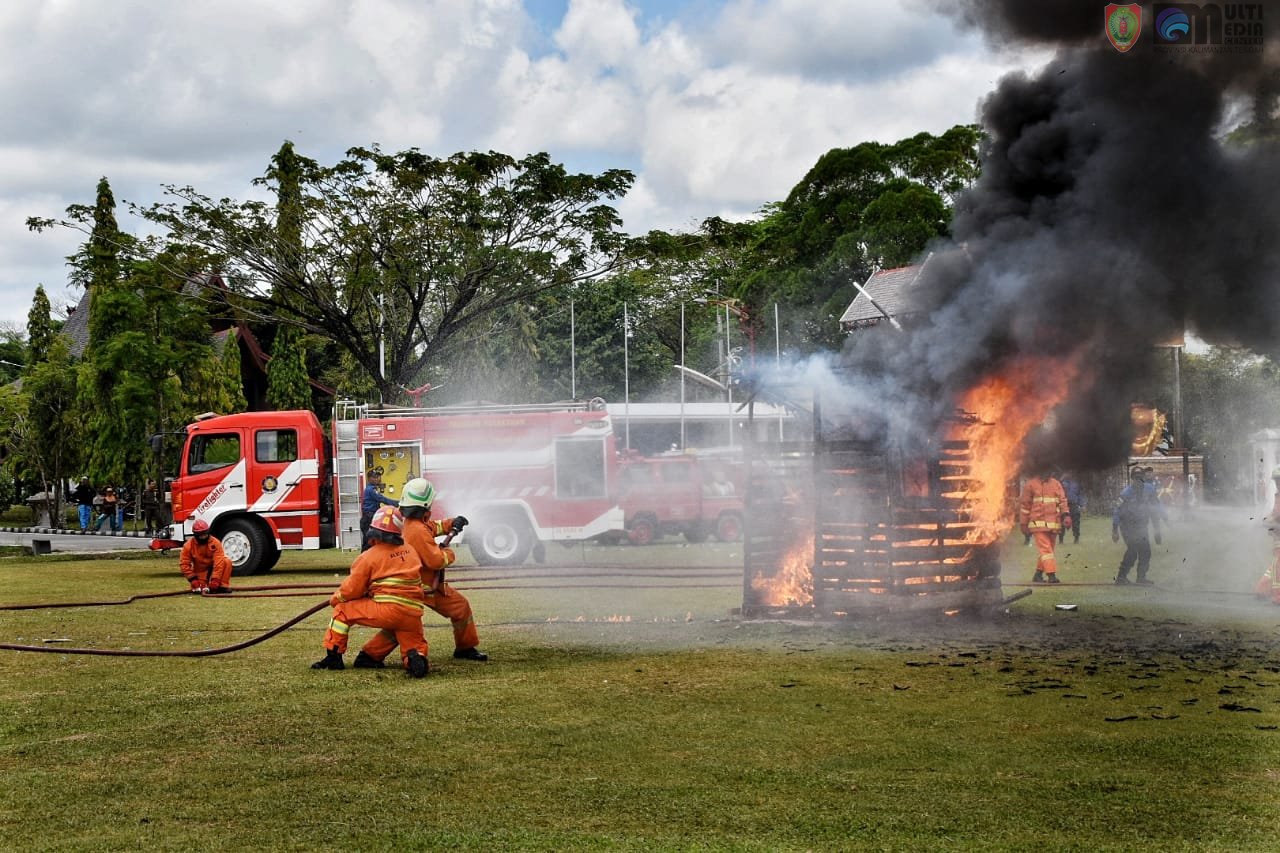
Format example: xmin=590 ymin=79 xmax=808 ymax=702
xmin=1019 ymin=467 xmax=1070 ymax=584
xmin=312 ymin=505 xmax=429 ymax=677
xmin=354 ymin=477 xmax=488 ymax=669
xmin=179 ymin=519 xmax=234 ymax=594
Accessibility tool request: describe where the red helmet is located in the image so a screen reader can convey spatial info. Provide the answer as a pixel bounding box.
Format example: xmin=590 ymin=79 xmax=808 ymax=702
xmin=369 ymin=505 xmax=404 ymax=535
xmin=192 ymin=519 xmax=211 ymax=535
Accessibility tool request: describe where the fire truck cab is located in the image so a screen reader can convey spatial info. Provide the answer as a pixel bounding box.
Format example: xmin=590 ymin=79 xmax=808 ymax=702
xmin=617 ymin=452 xmax=745 ymax=545
xmin=162 ymin=399 xmax=624 ymax=574
xmin=166 ymin=409 xmax=333 ymax=574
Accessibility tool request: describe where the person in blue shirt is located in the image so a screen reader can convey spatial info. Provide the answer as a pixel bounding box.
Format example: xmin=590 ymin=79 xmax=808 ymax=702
xmin=1058 ymin=473 xmax=1087 ymax=544
xmin=359 ymin=468 xmax=398 ymax=551
xmin=1112 ymin=468 xmax=1166 ymax=585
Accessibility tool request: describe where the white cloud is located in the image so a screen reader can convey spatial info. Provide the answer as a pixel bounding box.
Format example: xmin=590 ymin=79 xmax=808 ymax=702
xmin=0 ymin=0 xmax=1028 ymax=327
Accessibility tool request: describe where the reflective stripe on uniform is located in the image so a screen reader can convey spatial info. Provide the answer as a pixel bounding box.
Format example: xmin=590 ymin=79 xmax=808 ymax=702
xmin=371 ymin=594 xmax=425 ymax=610
xmin=375 ymin=577 xmax=420 ymax=588
xmin=329 ymin=618 xmax=351 ymax=636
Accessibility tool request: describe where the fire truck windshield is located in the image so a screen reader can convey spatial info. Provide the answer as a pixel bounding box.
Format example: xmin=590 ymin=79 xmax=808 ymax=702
xmin=188 ymin=433 xmax=240 ymax=474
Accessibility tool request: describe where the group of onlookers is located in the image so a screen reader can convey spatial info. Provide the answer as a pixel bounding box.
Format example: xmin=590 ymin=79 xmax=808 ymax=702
xmin=69 ymin=477 xmax=165 ymax=534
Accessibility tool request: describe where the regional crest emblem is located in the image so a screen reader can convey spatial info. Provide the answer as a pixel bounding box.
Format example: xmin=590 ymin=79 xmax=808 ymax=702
xmin=1105 ymin=4 xmax=1142 ymax=52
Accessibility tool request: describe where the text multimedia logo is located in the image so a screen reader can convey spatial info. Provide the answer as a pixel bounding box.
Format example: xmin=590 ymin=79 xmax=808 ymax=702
xmin=1106 ymin=4 xmax=1143 ymax=52
xmin=1153 ymin=3 xmax=1264 ymax=52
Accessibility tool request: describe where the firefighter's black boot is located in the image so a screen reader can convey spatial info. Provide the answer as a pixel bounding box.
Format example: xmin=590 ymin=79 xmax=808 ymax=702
xmin=1046 ymin=573 xmax=1061 ymax=584
xmin=353 ymin=650 xmax=385 ymax=669
xmin=406 ymin=649 xmax=428 ymax=678
xmin=1031 ymin=570 xmax=1045 ymax=584
xmin=1115 ymin=573 xmax=1130 ymax=585
xmin=453 ymin=647 xmax=489 ymax=661
xmin=311 ymin=648 xmax=344 ymax=670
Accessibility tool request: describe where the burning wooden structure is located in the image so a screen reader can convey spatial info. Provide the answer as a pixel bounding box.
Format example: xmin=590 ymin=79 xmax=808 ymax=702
xmin=743 ymin=397 xmax=1010 ymax=618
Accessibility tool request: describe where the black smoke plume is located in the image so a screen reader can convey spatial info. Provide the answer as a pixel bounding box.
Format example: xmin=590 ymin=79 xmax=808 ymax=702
xmin=825 ymin=0 xmax=1280 ymax=473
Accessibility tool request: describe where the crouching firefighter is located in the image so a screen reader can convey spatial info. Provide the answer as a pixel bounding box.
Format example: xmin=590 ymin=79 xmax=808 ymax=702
xmin=354 ymin=477 xmax=489 ymax=670
xmin=312 ymin=505 xmax=430 ymax=677
xmin=179 ymin=519 xmax=234 ymax=594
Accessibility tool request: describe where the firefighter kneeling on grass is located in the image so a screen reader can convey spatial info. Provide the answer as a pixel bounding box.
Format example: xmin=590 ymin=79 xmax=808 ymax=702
xmin=312 ymin=505 xmax=430 ymax=677
xmin=353 ymin=477 xmax=489 ymax=669
xmin=180 ymin=519 xmax=233 ymax=594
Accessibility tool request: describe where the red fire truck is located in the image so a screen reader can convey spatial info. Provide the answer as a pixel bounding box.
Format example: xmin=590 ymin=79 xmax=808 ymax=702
xmin=157 ymin=399 xmax=624 ymax=574
xmin=617 ymin=451 xmax=745 ymax=545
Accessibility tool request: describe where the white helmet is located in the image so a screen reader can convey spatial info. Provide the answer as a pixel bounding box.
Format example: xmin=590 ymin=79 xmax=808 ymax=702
xmin=399 ymin=477 xmax=436 ymax=509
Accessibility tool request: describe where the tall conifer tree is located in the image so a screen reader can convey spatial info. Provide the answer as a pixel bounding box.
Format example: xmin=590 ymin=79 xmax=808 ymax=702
xmin=265 ymin=141 xmax=312 ymax=411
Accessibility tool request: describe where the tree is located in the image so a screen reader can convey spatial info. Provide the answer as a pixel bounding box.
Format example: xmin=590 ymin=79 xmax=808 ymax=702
xmin=26 ymin=285 xmax=53 ymax=368
xmin=76 ymin=177 xmax=133 ymax=483
xmin=4 ymin=337 xmax=80 ymax=521
xmin=144 ymin=146 xmax=634 ymax=401
xmin=266 ymin=323 xmax=311 ymax=410
xmin=623 ymin=127 xmax=982 ymax=364
xmin=264 ymin=140 xmax=314 ymax=412
xmin=218 ymin=329 xmax=248 ymax=414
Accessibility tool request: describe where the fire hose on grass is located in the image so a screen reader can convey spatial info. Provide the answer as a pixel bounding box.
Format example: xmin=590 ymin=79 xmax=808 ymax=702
xmin=0 ymin=528 xmax=469 ymax=658
xmin=0 ymin=527 xmax=730 ymax=657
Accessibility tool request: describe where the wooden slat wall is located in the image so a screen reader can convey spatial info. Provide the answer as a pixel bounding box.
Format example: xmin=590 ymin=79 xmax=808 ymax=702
xmin=741 ymin=397 xmax=1004 ymax=617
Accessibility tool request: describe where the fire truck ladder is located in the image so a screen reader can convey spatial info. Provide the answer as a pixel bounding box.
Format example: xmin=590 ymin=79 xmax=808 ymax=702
xmin=334 ymin=400 xmax=368 ymax=549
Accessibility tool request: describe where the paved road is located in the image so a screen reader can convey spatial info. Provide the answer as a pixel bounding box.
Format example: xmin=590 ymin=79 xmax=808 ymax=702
xmin=0 ymin=528 xmax=160 ymax=554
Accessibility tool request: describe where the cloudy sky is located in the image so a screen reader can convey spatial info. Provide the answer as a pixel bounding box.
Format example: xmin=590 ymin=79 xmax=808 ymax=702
xmin=0 ymin=0 xmax=1037 ymax=329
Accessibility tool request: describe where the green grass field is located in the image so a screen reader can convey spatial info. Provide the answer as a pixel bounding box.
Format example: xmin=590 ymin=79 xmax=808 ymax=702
xmin=3 ymin=509 xmax=1280 ymax=851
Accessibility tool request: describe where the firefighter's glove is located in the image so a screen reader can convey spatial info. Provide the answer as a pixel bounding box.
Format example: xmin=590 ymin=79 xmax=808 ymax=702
xmin=1061 ymin=514 xmax=1072 ymax=530
xmin=189 ymin=580 xmax=204 ymax=592
xmin=1112 ymin=528 xmax=1120 ymax=543
xmin=451 ymin=516 xmax=469 ymax=533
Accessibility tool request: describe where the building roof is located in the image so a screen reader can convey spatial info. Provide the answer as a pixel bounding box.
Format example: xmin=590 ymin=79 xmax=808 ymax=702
xmin=63 ymin=288 xmax=91 ymax=359
xmin=838 ymin=261 xmax=931 ymax=330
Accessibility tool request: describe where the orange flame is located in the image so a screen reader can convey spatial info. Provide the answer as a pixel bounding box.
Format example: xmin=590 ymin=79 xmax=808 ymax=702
xmin=752 ymin=530 xmax=814 ymax=607
xmin=950 ymin=354 xmax=1081 ymax=541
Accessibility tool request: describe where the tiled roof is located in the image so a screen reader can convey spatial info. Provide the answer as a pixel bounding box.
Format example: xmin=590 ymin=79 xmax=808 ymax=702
xmin=838 ymin=263 xmax=929 ymax=328
xmin=62 ymin=288 xmax=92 ymax=359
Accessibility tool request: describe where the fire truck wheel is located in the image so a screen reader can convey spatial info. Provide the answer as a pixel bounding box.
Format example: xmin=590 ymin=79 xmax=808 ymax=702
xmin=469 ymin=514 xmax=534 ymax=566
xmin=714 ymin=512 xmax=743 ymax=543
xmin=627 ymin=514 xmax=658 ymax=546
xmin=259 ymin=545 xmax=282 ymax=572
xmin=219 ymin=517 xmax=271 ymax=575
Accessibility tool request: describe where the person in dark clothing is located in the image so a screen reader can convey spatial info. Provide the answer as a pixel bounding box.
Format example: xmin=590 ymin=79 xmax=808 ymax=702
xmin=141 ymin=479 xmax=164 ymax=535
xmin=72 ymin=477 xmax=95 ymax=532
xmin=1058 ymin=473 xmax=1086 ymax=544
xmin=359 ymin=468 xmax=398 ymax=551
xmin=1112 ymin=468 xmax=1166 ymax=585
